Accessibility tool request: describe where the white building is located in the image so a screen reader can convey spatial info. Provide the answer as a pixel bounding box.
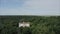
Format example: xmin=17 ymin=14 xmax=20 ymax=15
xmin=19 ymin=21 xmax=30 ymax=27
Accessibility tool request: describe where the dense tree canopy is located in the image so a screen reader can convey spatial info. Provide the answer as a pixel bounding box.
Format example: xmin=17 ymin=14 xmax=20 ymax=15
xmin=0 ymin=16 xmax=60 ymax=34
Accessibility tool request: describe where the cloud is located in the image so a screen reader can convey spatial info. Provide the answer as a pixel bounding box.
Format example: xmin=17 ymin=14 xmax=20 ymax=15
xmin=0 ymin=0 xmax=60 ymax=15
xmin=21 ymin=0 xmax=60 ymax=15
xmin=23 ymin=0 xmax=59 ymax=10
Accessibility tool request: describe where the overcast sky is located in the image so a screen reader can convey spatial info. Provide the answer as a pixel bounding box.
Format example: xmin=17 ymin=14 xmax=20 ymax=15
xmin=0 ymin=0 xmax=60 ymax=15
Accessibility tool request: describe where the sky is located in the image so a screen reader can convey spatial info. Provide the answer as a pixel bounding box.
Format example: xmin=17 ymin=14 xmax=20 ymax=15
xmin=0 ymin=0 xmax=60 ymax=15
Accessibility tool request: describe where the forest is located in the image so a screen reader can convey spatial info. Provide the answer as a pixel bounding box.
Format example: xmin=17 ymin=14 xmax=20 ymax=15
xmin=0 ymin=16 xmax=60 ymax=34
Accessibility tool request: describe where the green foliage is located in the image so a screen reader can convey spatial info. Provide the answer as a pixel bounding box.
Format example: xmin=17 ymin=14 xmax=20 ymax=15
xmin=0 ymin=16 xmax=60 ymax=34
